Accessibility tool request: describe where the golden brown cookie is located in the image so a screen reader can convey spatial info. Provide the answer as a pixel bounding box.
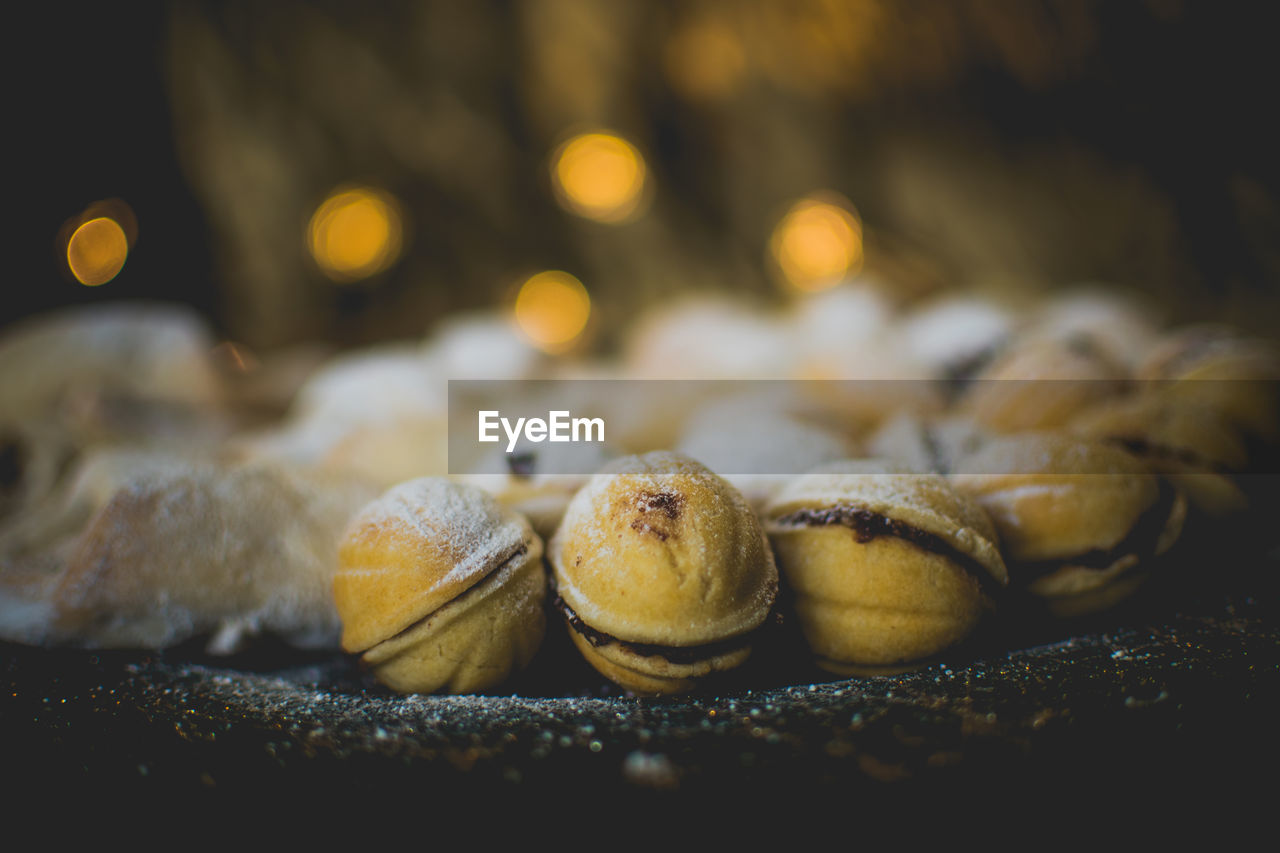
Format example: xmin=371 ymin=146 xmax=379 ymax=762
xmin=333 ymin=478 xmax=546 ymax=694
xmin=228 ymin=342 xmax=453 ymax=488
xmin=763 ymin=460 xmax=1007 ymax=674
xmin=950 ymin=432 xmax=1186 ymax=617
xmin=548 ymin=451 xmax=777 ymax=695
xmin=960 ymin=336 xmax=1130 ymax=432
xmin=1137 ymin=325 xmax=1280 ymax=443
xmin=896 ymin=294 xmax=1015 ymax=381
xmin=1070 ymin=394 xmax=1250 ymax=517
xmin=1023 ymin=287 xmax=1164 ymax=372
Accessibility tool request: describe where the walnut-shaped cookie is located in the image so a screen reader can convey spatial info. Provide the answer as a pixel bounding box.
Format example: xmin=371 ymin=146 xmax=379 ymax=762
xmin=548 ymin=452 xmax=777 ymax=695
xmin=1022 ymin=286 xmax=1163 ymax=372
xmin=950 ymin=432 xmax=1187 ymax=617
xmin=333 ymin=478 xmax=546 ymax=694
xmin=959 ymin=335 xmax=1129 ymax=432
xmin=1137 ymin=324 xmax=1280 ymax=444
xmin=1070 ymin=394 xmax=1250 ymax=517
xmin=763 ymin=460 xmax=1007 ymax=675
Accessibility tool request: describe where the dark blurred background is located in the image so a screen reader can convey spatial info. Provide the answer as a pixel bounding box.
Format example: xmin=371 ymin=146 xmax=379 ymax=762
xmin=10 ymin=0 xmax=1280 ymax=354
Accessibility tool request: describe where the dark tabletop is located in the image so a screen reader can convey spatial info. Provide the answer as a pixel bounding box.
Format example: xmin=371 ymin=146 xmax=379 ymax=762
xmin=3 ymin=525 xmax=1278 ymax=833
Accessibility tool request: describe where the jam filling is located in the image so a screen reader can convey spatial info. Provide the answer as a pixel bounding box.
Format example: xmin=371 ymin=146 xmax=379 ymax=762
xmin=1108 ymin=436 xmax=1234 ymax=475
xmin=768 ymin=505 xmax=995 ymax=587
xmin=552 ymin=593 xmax=755 ymax=665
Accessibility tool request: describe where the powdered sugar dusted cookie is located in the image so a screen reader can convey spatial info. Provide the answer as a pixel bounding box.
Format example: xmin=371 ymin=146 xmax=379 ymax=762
xmin=763 ymin=459 xmax=1006 ymax=674
xmin=896 ymin=293 xmax=1015 ymax=381
xmin=1137 ymin=324 xmax=1280 ymax=443
xmin=1023 ymin=286 xmax=1163 ymax=371
xmin=1070 ymin=394 xmax=1250 ymax=517
xmin=48 ymin=461 xmax=379 ymax=652
xmin=950 ymin=432 xmax=1186 ymax=616
xmin=333 ymin=478 xmax=546 ymax=694
xmin=959 ymin=335 xmax=1130 ymax=432
xmin=229 ymin=342 xmax=450 ymax=484
xmin=548 ymin=452 xmax=777 ymax=695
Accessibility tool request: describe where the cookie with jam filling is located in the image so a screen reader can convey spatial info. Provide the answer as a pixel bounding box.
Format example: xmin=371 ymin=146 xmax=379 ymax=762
xmin=548 ymin=451 xmax=777 ymax=695
xmin=959 ymin=335 xmax=1130 ymax=433
xmin=1069 ymin=393 xmax=1250 ymax=518
xmin=950 ymin=432 xmax=1187 ymax=617
xmin=1136 ymin=324 xmax=1280 ymax=444
xmin=763 ymin=460 xmax=1008 ymax=675
xmin=333 ymin=478 xmax=546 ymax=694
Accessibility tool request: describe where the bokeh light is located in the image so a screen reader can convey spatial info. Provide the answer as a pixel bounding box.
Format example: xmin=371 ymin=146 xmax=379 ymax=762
xmin=770 ymin=192 xmax=864 ymax=292
xmin=550 ymin=132 xmax=648 ymax=224
xmin=307 ymin=186 xmax=403 ymax=283
xmin=513 ymin=270 xmax=592 ymax=352
xmin=66 ymin=217 xmax=130 ymax=287
xmin=59 ymin=199 xmax=136 ymax=287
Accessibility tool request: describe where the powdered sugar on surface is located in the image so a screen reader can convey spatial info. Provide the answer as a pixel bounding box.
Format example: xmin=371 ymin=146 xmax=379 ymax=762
xmin=27 ymin=598 xmax=1261 ymax=798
